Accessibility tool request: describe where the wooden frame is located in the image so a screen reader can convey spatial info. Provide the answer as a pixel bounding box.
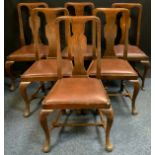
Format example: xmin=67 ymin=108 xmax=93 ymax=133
xmin=64 ymin=2 xmax=95 ymax=16
xmin=40 ymin=107 xmax=113 ymax=152
xmin=62 ymin=2 xmax=96 ymax=60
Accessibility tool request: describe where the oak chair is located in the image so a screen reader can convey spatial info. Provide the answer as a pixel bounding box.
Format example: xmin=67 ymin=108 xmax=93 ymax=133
xmin=19 ymin=8 xmax=73 ymax=117
xmin=87 ymin=8 xmax=140 ymax=115
xmin=5 ymin=2 xmax=49 ymax=91
xmin=62 ymin=2 xmax=96 ymax=60
xmin=39 ymin=16 xmax=114 ymax=153
xmin=112 ymin=3 xmax=150 ymax=89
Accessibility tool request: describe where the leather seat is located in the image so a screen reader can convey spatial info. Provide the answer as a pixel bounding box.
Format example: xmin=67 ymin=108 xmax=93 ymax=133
xmin=88 ymin=58 xmax=137 ymax=79
xmin=114 ymin=44 xmax=149 ymax=61
xmin=42 ymin=77 xmax=110 ymax=109
xmin=21 ymin=59 xmax=73 ymax=81
xmin=62 ymin=45 xmax=95 ymax=59
xmin=7 ymin=44 xmax=49 ymax=61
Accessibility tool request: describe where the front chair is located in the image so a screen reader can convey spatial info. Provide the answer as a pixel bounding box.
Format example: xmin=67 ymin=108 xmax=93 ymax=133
xmin=39 ymin=16 xmax=114 ymax=153
xmin=112 ymin=3 xmax=150 ymax=89
xmin=19 ymin=8 xmax=73 ymax=117
xmin=62 ymin=2 xmax=96 ymax=60
xmin=88 ymin=8 xmax=140 ymax=115
xmin=5 ymin=2 xmax=49 ymax=91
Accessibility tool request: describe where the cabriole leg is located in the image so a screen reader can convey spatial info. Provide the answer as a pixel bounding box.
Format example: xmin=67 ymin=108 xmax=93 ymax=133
xmin=120 ymin=80 xmax=124 ymax=92
xmin=101 ymin=105 xmax=114 ymax=152
xmin=141 ymin=60 xmax=150 ymax=90
xmin=19 ymin=81 xmax=31 ymax=117
xmin=130 ymin=80 xmax=140 ymax=115
xmin=5 ymin=60 xmax=15 ymax=91
xmin=39 ymin=109 xmax=53 ymax=153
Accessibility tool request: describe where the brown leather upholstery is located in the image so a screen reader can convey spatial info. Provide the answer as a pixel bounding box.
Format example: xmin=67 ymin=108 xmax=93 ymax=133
xmin=62 ymin=45 xmax=95 ymax=59
xmin=114 ymin=44 xmax=149 ymax=61
xmin=21 ymin=59 xmax=73 ymax=81
xmin=7 ymin=44 xmax=49 ymax=61
xmin=42 ymin=78 xmax=110 ymax=109
xmin=88 ymin=58 xmax=138 ymax=79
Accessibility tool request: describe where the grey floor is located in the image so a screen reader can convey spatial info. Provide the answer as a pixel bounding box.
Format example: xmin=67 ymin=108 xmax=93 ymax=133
xmin=4 ymin=78 xmax=151 ymax=155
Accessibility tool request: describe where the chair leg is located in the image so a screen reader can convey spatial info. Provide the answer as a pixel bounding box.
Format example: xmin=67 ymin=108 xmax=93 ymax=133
xmin=120 ymin=80 xmax=124 ymax=92
xmin=101 ymin=105 xmax=114 ymax=152
xmin=39 ymin=109 xmax=53 ymax=153
xmin=40 ymin=81 xmax=46 ymax=93
xmin=141 ymin=60 xmax=150 ymax=90
xmin=5 ymin=60 xmax=15 ymax=91
xmin=19 ymin=81 xmax=31 ymax=117
xmin=130 ymin=80 xmax=140 ymax=115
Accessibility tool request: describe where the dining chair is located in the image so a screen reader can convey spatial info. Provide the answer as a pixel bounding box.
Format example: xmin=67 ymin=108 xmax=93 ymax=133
xmin=5 ymin=2 xmax=49 ymax=91
xmin=87 ymin=8 xmax=140 ymax=115
xmin=112 ymin=3 xmax=150 ymax=89
xmin=19 ymin=8 xmax=73 ymax=117
xmin=39 ymin=16 xmax=114 ymax=153
xmin=62 ymin=2 xmax=96 ymax=60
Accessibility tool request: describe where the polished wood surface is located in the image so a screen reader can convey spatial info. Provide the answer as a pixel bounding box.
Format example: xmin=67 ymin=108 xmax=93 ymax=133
xmin=56 ymin=16 xmax=101 ymax=77
xmin=17 ymin=3 xmax=48 ymax=46
xmin=64 ymin=2 xmax=95 ymax=15
xmin=62 ymin=2 xmax=96 ymax=60
xmin=112 ymin=3 xmax=142 ymax=46
xmin=94 ymin=8 xmax=129 ymax=58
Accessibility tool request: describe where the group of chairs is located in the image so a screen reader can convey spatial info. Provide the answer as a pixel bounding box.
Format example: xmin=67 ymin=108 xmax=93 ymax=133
xmin=5 ymin=2 xmax=150 ymax=153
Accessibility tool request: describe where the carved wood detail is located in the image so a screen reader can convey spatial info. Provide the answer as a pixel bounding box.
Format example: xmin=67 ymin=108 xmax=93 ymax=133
xmin=56 ymin=16 xmax=101 ymax=77
xmin=93 ymin=8 xmax=129 ymax=58
xmin=32 ymin=8 xmax=69 ymax=59
xmin=112 ymin=3 xmax=142 ymax=46
xmin=17 ymin=3 xmax=48 ymax=46
xmin=64 ymin=2 xmax=95 ymax=16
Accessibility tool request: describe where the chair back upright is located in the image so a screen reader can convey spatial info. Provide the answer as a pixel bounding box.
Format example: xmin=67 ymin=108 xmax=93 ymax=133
xmin=17 ymin=3 xmax=48 ymax=46
xmin=56 ymin=16 xmax=101 ymax=78
xmin=65 ymin=2 xmax=95 ymax=58
xmin=112 ymin=3 xmax=142 ymax=46
xmin=64 ymin=2 xmax=95 ymax=16
xmin=93 ymin=8 xmax=130 ymax=59
xmin=32 ymin=8 xmax=69 ymax=59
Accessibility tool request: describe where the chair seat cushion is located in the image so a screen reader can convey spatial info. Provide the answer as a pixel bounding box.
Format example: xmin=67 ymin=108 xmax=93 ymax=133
xmin=87 ymin=58 xmax=137 ymax=79
xmin=62 ymin=45 xmax=95 ymax=59
xmin=42 ymin=78 xmax=110 ymax=109
xmin=7 ymin=44 xmax=49 ymax=61
xmin=21 ymin=59 xmax=73 ymax=80
xmin=114 ymin=44 xmax=149 ymax=60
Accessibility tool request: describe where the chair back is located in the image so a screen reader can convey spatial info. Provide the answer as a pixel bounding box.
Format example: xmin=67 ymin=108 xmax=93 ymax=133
xmin=64 ymin=2 xmax=95 ymax=16
xmin=93 ymin=8 xmax=129 ymax=59
xmin=17 ymin=3 xmax=48 ymax=46
xmin=56 ymin=16 xmax=101 ymax=78
xmin=32 ymin=8 xmax=69 ymax=59
xmin=112 ymin=3 xmax=142 ymax=46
